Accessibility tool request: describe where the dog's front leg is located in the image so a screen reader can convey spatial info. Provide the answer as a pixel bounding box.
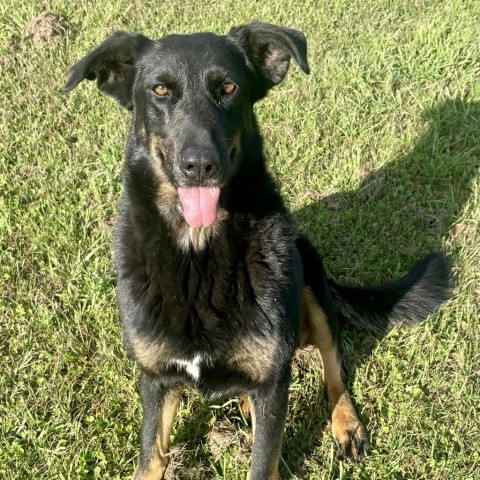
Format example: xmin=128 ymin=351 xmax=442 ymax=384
xmin=133 ymin=373 xmax=182 ymax=480
xmin=247 ymin=372 xmax=290 ymax=480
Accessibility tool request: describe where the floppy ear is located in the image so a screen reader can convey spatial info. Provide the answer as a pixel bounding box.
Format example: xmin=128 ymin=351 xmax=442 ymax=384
xmin=227 ymin=22 xmax=310 ymax=100
xmin=63 ymin=31 xmax=151 ymax=110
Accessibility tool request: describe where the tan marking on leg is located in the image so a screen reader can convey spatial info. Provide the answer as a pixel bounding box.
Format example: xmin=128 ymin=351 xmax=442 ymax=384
xmin=247 ymin=469 xmax=280 ymax=480
xmin=133 ymin=388 xmax=182 ymax=480
xmin=248 ymin=396 xmax=256 ymax=438
xmin=241 ymin=396 xmax=251 ymax=420
xmin=330 ymin=390 xmax=367 ymax=461
xmin=270 ymin=469 xmax=280 ymax=480
xmin=301 ymin=286 xmax=367 ymax=461
xmin=300 ymin=286 xmax=329 ymax=345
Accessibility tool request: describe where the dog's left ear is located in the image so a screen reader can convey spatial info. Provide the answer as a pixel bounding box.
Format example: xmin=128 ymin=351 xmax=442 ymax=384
xmin=227 ymin=22 xmax=310 ymax=99
xmin=63 ymin=31 xmax=151 ymax=110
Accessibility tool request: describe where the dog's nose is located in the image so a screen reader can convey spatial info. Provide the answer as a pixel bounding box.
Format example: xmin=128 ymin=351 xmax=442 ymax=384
xmin=180 ymin=146 xmax=220 ymax=183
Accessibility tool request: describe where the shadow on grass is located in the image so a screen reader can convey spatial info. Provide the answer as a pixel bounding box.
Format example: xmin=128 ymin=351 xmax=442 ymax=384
xmin=284 ymin=98 xmax=480 ymax=478
xmin=298 ymin=99 xmax=480 ymax=276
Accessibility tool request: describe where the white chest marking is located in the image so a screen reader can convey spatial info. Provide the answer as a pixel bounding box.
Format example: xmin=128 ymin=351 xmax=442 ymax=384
xmin=172 ymin=355 xmax=203 ymax=381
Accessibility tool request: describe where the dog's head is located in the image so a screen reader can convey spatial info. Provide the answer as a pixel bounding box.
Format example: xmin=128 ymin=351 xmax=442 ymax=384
xmin=64 ymin=23 xmax=309 ymax=229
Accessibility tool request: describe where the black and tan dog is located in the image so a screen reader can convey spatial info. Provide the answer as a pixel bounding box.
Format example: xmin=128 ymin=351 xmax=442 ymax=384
xmin=64 ymin=22 xmax=451 ymax=480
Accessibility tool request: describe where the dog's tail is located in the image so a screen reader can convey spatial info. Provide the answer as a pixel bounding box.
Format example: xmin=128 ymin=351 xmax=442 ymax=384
xmin=328 ymin=253 xmax=452 ymax=331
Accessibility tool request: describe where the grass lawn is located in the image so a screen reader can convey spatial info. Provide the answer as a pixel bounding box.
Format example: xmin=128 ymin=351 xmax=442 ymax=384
xmin=1 ymin=0 xmax=479 ymax=478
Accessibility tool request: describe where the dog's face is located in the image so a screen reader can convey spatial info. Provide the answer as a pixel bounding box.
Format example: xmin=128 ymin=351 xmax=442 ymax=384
xmin=64 ymin=23 xmax=309 ymax=228
xmin=134 ymin=33 xmax=254 ymax=228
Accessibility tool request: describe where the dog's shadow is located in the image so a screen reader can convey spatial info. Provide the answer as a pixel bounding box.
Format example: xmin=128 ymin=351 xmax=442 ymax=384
xmin=162 ymin=99 xmax=479 ymax=479
xmin=283 ymin=98 xmax=480 ymax=478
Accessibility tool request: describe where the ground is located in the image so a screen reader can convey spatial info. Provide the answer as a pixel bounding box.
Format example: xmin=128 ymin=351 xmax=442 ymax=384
xmin=1 ymin=1 xmax=479 ymax=479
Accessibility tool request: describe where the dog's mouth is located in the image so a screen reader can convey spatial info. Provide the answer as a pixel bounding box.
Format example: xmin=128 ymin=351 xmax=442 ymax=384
xmin=177 ymin=187 xmax=221 ymax=228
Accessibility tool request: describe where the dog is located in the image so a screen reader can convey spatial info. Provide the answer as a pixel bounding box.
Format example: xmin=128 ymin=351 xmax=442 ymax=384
xmin=64 ymin=22 xmax=451 ymax=480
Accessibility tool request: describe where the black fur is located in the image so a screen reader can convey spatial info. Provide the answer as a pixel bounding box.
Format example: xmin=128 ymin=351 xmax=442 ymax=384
xmin=65 ymin=21 xmax=451 ymax=478
xmin=329 ymin=253 xmax=452 ymax=331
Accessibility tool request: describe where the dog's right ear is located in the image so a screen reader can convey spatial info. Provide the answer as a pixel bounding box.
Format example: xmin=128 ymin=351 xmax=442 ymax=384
xmin=63 ymin=32 xmax=151 ymax=110
xmin=227 ymin=22 xmax=309 ymax=101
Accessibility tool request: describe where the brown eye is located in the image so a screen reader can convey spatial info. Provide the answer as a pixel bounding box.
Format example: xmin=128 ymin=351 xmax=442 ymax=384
xmin=222 ymin=82 xmax=237 ymax=95
xmin=154 ymin=84 xmax=168 ymax=96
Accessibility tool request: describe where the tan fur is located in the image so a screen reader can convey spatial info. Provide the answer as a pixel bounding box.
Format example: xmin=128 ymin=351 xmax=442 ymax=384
xmin=241 ymin=396 xmax=252 ymax=421
xmin=131 ymin=328 xmax=277 ymax=382
xmin=131 ymin=323 xmax=277 ymax=381
xmin=247 ymin=469 xmax=279 ymax=480
xmin=330 ymin=391 xmax=366 ymax=461
xmin=133 ymin=388 xmax=182 ymax=480
xmin=250 ymin=398 xmax=256 ymax=438
xmin=175 ymin=207 xmax=229 ymax=252
xmin=301 ymin=286 xmax=367 ymax=458
xmin=129 ymin=334 xmax=170 ymax=375
xmin=242 ymin=396 xmax=256 ymax=437
xmin=300 ymin=286 xmax=329 ymax=346
xmin=149 ymin=135 xmax=179 ymax=220
xmin=148 ymin=134 xmax=228 ymax=253
xmin=227 ymin=336 xmax=278 ymax=383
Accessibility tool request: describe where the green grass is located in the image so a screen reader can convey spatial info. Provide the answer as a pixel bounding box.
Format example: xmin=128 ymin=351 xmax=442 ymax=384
xmin=1 ymin=0 xmax=479 ymax=478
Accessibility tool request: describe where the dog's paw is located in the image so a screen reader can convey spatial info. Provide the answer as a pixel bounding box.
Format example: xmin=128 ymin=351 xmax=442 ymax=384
xmin=332 ymin=415 xmax=368 ymax=463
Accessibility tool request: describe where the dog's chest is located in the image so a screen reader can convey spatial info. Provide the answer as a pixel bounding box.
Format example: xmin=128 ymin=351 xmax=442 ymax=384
xmin=119 ymin=214 xmax=298 ymax=383
xmin=169 ymin=354 xmax=204 ymax=381
xmin=128 ymin=323 xmax=282 ymax=387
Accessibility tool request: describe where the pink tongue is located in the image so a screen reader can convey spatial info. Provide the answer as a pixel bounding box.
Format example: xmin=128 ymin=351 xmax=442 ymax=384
xmin=177 ymin=187 xmax=221 ymax=228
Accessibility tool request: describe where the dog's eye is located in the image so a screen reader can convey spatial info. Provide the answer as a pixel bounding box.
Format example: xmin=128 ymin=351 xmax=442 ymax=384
xmin=222 ymin=82 xmax=237 ymax=95
xmin=153 ymin=84 xmax=169 ymax=96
